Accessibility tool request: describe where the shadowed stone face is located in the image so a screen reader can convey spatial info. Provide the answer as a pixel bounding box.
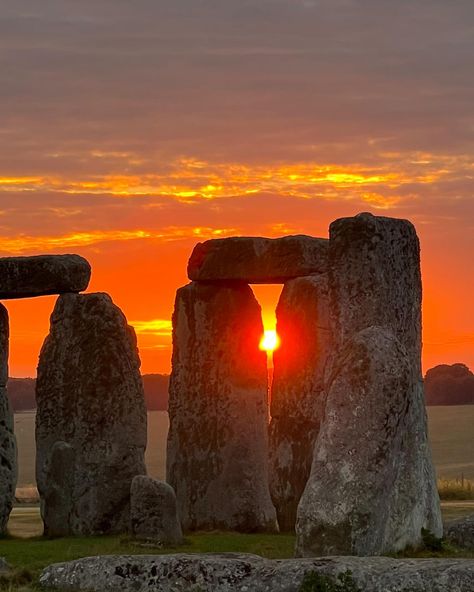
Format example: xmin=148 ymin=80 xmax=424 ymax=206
xmin=0 ymin=304 xmax=16 ymax=535
xmin=0 ymin=255 xmax=91 ymax=299
xmin=188 ymin=235 xmax=328 ymax=283
xmin=269 ymin=274 xmax=333 ymax=532
xmin=130 ymin=476 xmax=183 ymax=545
xmin=167 ymin=281 xmax=278 ymax=533
xmin=35 ymin=293 xmax=147 ymax=536
xmin=296 ymin=212 xmax=442 ymax=557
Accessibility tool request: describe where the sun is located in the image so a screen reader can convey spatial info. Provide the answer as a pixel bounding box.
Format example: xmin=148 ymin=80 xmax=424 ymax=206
xmin=259 ymin=329 xmax=281 ymax=353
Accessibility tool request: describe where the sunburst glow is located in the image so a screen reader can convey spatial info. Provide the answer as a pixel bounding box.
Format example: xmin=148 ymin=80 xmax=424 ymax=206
xmin=259 ymin=329 xmax=281 ymax=353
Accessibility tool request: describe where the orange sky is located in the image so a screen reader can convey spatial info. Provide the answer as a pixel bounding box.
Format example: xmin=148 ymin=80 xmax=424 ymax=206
xmin=1 ymin=2 xmax=473 ymax=376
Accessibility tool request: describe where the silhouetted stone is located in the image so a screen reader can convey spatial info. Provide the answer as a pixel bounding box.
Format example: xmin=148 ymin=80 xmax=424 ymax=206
xmin=167 ymin=281 xmax=278 ymax=533
xmin=425 ymin=363 xmax=474 ymax=405
xmin=0 ymin=304 xmax=16 ymax=535
xmin=296 ymin=327 xmax=443 ymax=557
xmin=130 ymin=476 xmax=183 ymax=545
xmin=269 ymin=274 xmax=333 ymax=532
xmin=0 ymin=254 xmax=91 ymax=299
xmin=36 ymin=293 xmax=147 ymax=536
xmin=188 ymin=236 xmax=328 ymax=283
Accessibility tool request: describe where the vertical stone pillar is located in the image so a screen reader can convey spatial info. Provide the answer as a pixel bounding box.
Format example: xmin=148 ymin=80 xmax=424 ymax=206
xmin=269 ymin=274 xmax=332 ymax=532
xmin=36 ymin=293 xmax=147 ymax=536
xmin=296 ymin=213 xmax=442 ymax=556
xmin=167 ymin=281 xmax=278 ymax=533
xmin=0 ymin=304 xmax=16 ymax=534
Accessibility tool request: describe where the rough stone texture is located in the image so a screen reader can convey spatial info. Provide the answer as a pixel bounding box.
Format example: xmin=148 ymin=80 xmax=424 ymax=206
xmin=42 ymin=441 xmax=75 ymax=537
xmin=446 ymin=515 xmax=474 ymax=550
xmin=269 ymin=274 xmax=333 ymax=532
xmin=130 ymin=476 xmax=183 ymax=545
xmin=0 ymin=304 xmax=16 ymax=535
xmin=296 ymin=327 xmax=443 ymax=557
xmin=36 ymin=293 xmax=147 ymax=536
xmin=167 ymin=281 xmax=278 ymax=533
xmin=0 ymin=254 xmax=91 ymax=299
xmin=39 ymin=554 xmax=474 ymax=592
xmin=328 ymin=212 xmax=422 ymax=368
xmin=188 ymin=235 xmax=328 ymax=283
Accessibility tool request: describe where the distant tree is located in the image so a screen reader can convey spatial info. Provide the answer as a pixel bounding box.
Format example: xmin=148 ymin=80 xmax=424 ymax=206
xmin=7 ymin=373 xmax=170 ymax=412
xmin=425 ymin=363 xmax=474 ymax=406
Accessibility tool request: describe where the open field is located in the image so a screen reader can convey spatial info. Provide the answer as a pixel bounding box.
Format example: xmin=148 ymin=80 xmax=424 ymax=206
xmin=14 ymin=405 xmax=474 ymax=488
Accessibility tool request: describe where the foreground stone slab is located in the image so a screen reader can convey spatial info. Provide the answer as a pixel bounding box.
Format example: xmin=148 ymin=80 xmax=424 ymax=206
xmin=187 ymin=235 xmax=328 ymax=282
xmin=130 ymin=476 xmax=183 ymax=545
xmin=0 ymin=254 xmax=91 ymax=299
xmin=0 ymin=304 xmax=16 ymax=535
xmin=269 ymin=274 xmax=333 ymax=532
xmin=39 ymin=553 xmax=474 ymax=591
xmin=296 ymin=326 xmax=443 ymax=557
xmin=36 ymin=293 xmax=147 ymax=536
xmin=167 ymin=282 xmax=277 ymax=532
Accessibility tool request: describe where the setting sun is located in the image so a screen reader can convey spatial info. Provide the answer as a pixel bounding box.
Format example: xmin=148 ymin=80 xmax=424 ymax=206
xmin=259 ymin=329 xmax=281 ymax=353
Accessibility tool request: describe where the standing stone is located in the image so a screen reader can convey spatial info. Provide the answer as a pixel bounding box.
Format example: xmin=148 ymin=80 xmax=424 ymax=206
xmin=188 ymin=236 xmax=329 ymax=283
xmin=36 ymin=293 xmax=147 ymax=536
xmin=269 ymin=274 xmax=333 ymax=532
xmin=130 ymin=476 xmax=183 ymax=545
xmin=0 ymin=254 xmax=91 ymax=299
xmin=328 ymin=212 xmax=422 ymax=367
xmin=0 ymin=304 xmax=16 ymax=535
xmin=167 ymin=281 xmax=278 ymax=533
xmin=296 ymin=212 xmax=442 ymax=557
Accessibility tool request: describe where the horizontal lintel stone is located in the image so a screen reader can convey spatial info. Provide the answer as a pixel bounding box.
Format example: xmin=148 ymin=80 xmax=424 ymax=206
xmin=188 ymin=235 xmax=329 ymax=283
xmin=0 ymin=254 xmax=91 ymax=299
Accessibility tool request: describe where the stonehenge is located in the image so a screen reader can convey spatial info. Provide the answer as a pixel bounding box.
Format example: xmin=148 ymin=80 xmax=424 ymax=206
xmin=169 ymin=212 xmax=442 ymax=555
xmin=1 ymin=212 xmax=442 ymax=557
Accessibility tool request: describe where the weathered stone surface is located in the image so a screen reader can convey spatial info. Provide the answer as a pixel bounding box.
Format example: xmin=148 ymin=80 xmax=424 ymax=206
xmin=39 ymin=553 xmax=474 ymax=591
xmin=36 ymin=293 xmax=147 ymax=536
xmin=0 ymin=304 xmax=16 ymax=535
xmin=0 ymin=254 xmax=91 ymax=299
xmin=188 ymin=235 xmax=328 ymax=283
xmin=296 ymin=327 xmax=443 ymax=557
xmin=328 ymin=212 xmax=422 ymax=368
xmin=269 ymin=274 xmax=333 ymax=532
xmin=130 ymin=476 xmax=183 ymax=545
xmin=42 ymin=441 xmax=75 ymax=537
xmin=167 ymin=281 xmax=277 ymax=533
xmin=446 ymin=515 xmax=474 ymax=549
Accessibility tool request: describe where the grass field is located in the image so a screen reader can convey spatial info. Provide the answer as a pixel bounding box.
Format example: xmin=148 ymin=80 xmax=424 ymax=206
xmin=13 ymin=405 xmax=474 ymax=488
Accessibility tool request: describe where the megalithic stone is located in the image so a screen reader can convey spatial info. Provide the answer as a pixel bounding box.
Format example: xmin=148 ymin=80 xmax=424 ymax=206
xmin=0 ymin=304 xmax=17 ymax=535
xmin=296 ymin=213 xmax=442 ymax=556
xmin=296 ymin=327 xmax=442 ymax=556
xmin=167 ymin=281 xmax=278 ymax=533
xmin=36 ymin=293 xmax=147 ymax=536
xmin=328 ymin=212 xmax=422 ymax=367
xmin=269 ymin=274 xmax=333 ymax=532
xmin=0 ymin=255 xmax=91 ymax=299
